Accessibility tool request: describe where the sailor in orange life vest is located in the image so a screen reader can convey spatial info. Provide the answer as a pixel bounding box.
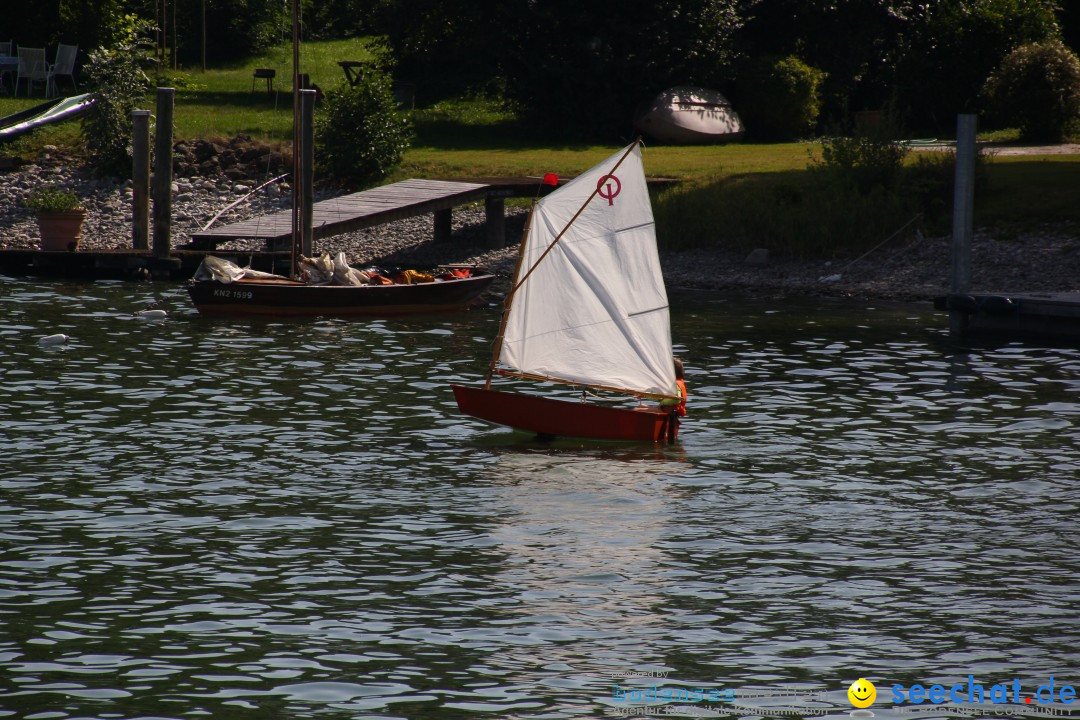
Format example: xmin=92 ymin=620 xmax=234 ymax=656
xmin=660 ymin=356 xmax=688 ymax=416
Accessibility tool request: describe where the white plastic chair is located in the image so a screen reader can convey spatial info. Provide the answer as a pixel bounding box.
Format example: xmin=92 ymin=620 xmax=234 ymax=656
xmin=0 ymin=41 xmax=14 ymax=94
xmin=47 ymin=44 xmax=78 ymax=97
xmin=16 ymin=47 xmax=48 ymax=97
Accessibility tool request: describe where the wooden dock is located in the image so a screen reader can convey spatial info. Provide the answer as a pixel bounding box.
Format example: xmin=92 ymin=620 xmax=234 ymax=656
xmin=0 ymin=248 xmax=292 ymax=280
xmin=0 ymin=175 xmax=678 ymax=281
xmin=188 ymin=178 xmax=490 ymax=250
xmin=936 ymin=292 xmax=1080 ymax=342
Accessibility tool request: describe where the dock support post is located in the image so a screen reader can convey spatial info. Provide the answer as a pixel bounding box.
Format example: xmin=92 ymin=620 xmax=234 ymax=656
xmin=950 ymin=114 xmax=977 ymax=336
xmin=434 ymin=208 xmax=452 ymax=243
xmin=132 ymin=110 xmax=151 ymax=250
xmin=152 ymin=88 xmax=175 ymax=260
xmin=300 ymin=88 xmax=315 ymax=258
xmin=485 ymin=195 xmax=505 ymax=248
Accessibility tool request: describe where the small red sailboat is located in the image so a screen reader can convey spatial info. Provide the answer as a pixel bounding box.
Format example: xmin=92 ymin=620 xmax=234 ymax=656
xmin=452 ymin=140 xmax=682 ymax=442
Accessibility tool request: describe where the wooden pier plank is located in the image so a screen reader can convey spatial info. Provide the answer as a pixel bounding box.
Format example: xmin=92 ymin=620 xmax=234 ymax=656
xmin=189 ymin=178 xmax=489 ymax=247
xmin=936 ymin=291 xmax=1080 ymax=342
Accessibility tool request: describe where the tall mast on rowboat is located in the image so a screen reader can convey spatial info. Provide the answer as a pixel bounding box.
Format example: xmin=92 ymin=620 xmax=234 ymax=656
xmin=289 ymin=0 xmax=302 ymax=278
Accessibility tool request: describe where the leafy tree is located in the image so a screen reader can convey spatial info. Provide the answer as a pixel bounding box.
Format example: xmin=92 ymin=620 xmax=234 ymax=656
xmin=60 ymin=0 xmax=153 ymax=52
xmin=308 ymin=0 xmax=382 ymax=40
xmin=737 ymin=1 xmax=913 ymax=128
xmin=5 ymin=0 xmax=150 ymax=58
xmin=314 ymin=65 xmax=413 ymax=184
xmin=374 ymin=0 xmax=512 ymax=103
xmin=737 ymin=0 xmax=1065 ymax=135
xmin=173 ymin=0 xmax=289 ymax=65
xmin=983 ymin=39 xmax=1080 ymax=141
xmin=81 ymin=20 xmax=155 ymax=176
xmin=737 ymin=55 xmax=825 ymax=140
xmin=504 ymin=0 xmax=749 ymax=139
xmin=891 ymin=0 xmax=1062 ymax=134
xmin=377 ymin=0 xmax=748 ymax=141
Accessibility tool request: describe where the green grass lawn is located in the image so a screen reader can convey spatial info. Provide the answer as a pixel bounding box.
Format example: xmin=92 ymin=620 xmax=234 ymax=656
xmin=168 ymin=37 xmax=376 ymax=141
xmin=0 ymin=37 xmax=375 ymax=147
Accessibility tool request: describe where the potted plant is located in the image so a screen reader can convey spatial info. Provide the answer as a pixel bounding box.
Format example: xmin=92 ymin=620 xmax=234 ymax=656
xmin=24 ymin=186 xmax=86 ymax=251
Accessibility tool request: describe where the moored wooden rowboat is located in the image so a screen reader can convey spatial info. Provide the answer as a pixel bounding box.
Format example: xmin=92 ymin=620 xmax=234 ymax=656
xmin=186 ymin=271 xmax=496 ymax=317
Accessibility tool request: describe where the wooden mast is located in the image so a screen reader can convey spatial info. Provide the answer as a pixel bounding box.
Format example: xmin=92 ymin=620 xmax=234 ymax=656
xmin=485 ymin=202 xmax=535 ymax=389
xmin=289 ymin=0 xmax=301 ymax=278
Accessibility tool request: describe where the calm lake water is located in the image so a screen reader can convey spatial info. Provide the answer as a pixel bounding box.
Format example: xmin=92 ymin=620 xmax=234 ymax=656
xmin=1 ymin=278 xmax=1078 ymax=720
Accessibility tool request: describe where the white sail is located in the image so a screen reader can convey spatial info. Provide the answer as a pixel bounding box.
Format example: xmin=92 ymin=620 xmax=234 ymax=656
xmin=498 ymin=143 xmax=678 ymax=398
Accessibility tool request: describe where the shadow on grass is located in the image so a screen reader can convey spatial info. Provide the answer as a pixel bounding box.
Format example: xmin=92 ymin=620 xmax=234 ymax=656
xmin=980 ymin=160 xmax=1080 ymax=226
xmin=178 ymin=90 xmax=294 ymax=108
xmin=411 ymin=117 xmax=596 ymax=153
xmin=655 ymin=169 xmax=920 ymax=259
xmin=655 ymin=158 xmax=1080 ymax=258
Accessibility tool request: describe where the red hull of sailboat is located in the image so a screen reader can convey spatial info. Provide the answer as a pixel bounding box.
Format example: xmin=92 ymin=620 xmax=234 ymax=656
xmin=187 ymin=274 xmax=495 ymax=317
xmin=451 ymin=384 xmax=679 ymax=442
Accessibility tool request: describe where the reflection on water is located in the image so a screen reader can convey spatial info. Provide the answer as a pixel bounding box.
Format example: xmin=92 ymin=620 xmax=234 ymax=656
xmin=0 ymin=280 xmax=1077 ymax=719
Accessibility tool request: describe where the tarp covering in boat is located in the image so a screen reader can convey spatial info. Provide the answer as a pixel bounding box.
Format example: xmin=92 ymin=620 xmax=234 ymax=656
xmin=498 ymin=143 xmax=678 ymax=398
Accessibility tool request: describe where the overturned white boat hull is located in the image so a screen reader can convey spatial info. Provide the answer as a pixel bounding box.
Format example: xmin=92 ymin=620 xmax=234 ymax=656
xmin=634 ymin=86 xmax=744 ymax=144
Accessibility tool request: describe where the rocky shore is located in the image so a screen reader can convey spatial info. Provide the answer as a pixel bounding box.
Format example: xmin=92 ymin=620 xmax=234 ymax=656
xmin=2 ymin=145 xmax=1077 ymax=301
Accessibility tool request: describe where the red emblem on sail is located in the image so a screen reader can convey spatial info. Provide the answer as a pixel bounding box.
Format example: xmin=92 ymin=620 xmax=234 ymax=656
xmin=597 ymin=174 xmax=621 ymax=206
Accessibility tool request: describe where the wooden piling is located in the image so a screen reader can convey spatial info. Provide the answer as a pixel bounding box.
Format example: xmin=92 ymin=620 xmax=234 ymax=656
xmin=434 ymin=208 xmax=452 ymax=243
xmin=485 ymin=195 xmax=505 ymax=249
xmin=950 ymin=114 xmax=977 ymax=335
xmin=131 ymin=110 xmax=151 ymax=250
xmin=152 ymin=88 xmax=175 ymax=260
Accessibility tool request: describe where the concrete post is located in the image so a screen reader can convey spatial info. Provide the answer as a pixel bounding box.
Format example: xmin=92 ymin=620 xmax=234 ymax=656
xmin=950 ymin=114 xmax=977 ymax=335
xmin=152 ymin=88 xmax=175 ymax=260
xmin=131 ymin=110 xmax=151 ymax=250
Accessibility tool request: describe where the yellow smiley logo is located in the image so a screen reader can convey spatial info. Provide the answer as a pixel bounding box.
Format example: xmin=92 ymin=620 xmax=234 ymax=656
xmin=848 ymin=678 xmax=877 ymax=708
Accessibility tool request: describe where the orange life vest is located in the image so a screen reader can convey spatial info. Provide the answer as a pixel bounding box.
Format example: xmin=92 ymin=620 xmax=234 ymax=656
xmin=675 ymin=378 xmax=687 ymax=417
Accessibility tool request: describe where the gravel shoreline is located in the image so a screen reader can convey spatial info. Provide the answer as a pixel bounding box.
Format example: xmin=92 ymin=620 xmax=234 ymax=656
xmin=2 ymin=147 xmax=1078 ymax=301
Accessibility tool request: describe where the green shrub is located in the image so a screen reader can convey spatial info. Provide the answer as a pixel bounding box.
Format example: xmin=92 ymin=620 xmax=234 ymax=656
xmin=81 ymin=19 xmax=154 ymax=176
xmin=314 ymin=66 xmax=413 ymax=184
xmin=737 ymin=55 xmax=826 ymax=141
xmin=983 ymin=39 xmax=1080 ymax=142
xmin=811 ymin=113 xmax=910 ymax=192
xmin=23 ymin=186 xmax=82 ymax=214
xmin=892 ymin=0 xmax=1062 ymax=134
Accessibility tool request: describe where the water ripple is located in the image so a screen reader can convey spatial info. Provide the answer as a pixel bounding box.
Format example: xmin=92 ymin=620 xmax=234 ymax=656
xmin=0 ymin=284 xmax=1077 ymax=718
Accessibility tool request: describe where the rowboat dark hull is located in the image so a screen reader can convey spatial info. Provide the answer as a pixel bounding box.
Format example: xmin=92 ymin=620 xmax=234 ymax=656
xmin=187 ymin=273 xmax=496 ymax=317
xmin=451 ymin=384 xmax=680 ymax=442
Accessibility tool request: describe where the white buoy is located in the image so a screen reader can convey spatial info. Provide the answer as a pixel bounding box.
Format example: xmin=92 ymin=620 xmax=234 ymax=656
xmin=136 ymin=309 xmax=167 ymax=320
xmin=38 ymin=333 xmax=69 ymax=346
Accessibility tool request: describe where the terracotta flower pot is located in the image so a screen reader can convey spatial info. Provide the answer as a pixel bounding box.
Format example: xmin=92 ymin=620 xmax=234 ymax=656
xmin=36 ymin=209 xmax=86 ymax=251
